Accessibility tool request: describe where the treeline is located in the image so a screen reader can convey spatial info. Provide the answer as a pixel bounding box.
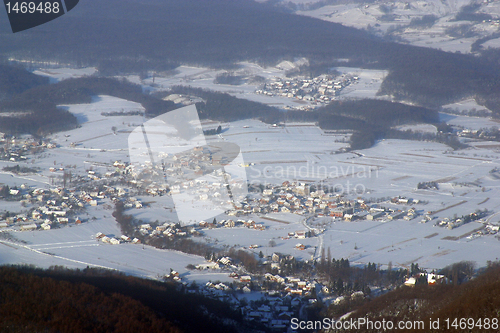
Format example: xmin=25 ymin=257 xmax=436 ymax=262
xmin=168 ymin=86 xmax=282 ymax=123
xmin=162 ymin=89 xmax=459 ymax=150
xmin=316 ymin=99 xmax=440 ymax=150
xmin=0 ymin=0 xmax=377 ymax=70
xmin=2 ymin=164 xmax=39 ymax=174
xmin=0 ymin=265 xmax=248 ymax=333
xmin=0 ymin=103 xmax=77 ymax=135
xmin=341 ymin=262 xmax=500 ymax=333
xmin=0 ymin=63 xmax=49 ymax=99
xmin=4 ymin=76 xmax=176 ymax=116
xmin=385 ymin=128 xmax=466 ymax=150
xmin=318 ymin=99 xmax=438 ymax=127
xmin=317 ymin=255 xmax=412 ymax=296
xmin=0 ymin=266 xmax=182 ymax=333
xmin=213 ymin=72 xmax=245 ymax=85
xmin=113 ymin=201 xmax=263 ymax=274
xmin=378 ymin=45 xmax=500 ymax=109
xmin=2 ymin=0 xmax=500 ymax=111
xmin=0 ymin=0 xmax=500 ymax=112
xmin=112 ymin=201 xmax=222 ymax=262
xmin=0 ymin=72 xmax=178 ymax=135
xmin=316 ymin=257 xmax=424 ymax=318
xmin=409 ymin=15 xmax=438 ymax=28
xmin=453 ymin=3 xmax=492 ymax=22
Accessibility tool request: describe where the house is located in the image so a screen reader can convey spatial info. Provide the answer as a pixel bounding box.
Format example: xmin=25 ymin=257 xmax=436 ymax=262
xmin=427 ymin=273 xmax=446 ymax=285
xmin=295 ymin=230 xmax=306 ymax=239
xmin=109 ymin=238 xmax=120 ymax=245
xmin=367 ymin=211 xmax=384 ymax=220
xmin=254 ymin=224 xmax=265 ymax=230
xmin=404 ymin=273 xmax=445 ymax=286
xmin=240 ymin=275 xmax=252 ymax=283
xmin=32 ymin=211 xmax=42 ymax=220
xmin=388 ymin=210 xmax=406 ymax=220
xmin=57 ymin=217 xmax=69 ymax=224
xmin=196 ymin=262 xmax=220 ymax=270
xmin=218 ymin=257 xmax=231 ymax=265
xmin=344 ymin=213 xmax=354 ymax=221
xmin=120 ymin=235 xmax=131 ymax=242
xmin=295 ymin=243 xmax=306 ymax=250
xmin=21 ymin=223 xmax=37 ymax=231
xmin=330 ymin=207 xmax=345 ymax=217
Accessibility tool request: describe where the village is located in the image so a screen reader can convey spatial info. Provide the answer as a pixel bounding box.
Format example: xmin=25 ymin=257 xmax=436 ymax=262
xmin=1 ymin=129 xmax=499 ymax=243
xmin=1 ymin=135 xmax=498 ymax=332
xmin=1 ymin=118 xmax=500 ymax=332
xmin=255 ymin=73 xmax=359 ymax=109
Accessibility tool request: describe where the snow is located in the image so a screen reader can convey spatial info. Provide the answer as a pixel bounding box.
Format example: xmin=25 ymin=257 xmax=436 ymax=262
xmin=439 ymin=113 xmax=500 ymax=130
xmin=0 ymin=211 xmax=211 ymax=281
xmin=442 ymin=98 xmax=492 ymax=115
xmin=2 ymin=68 xmax=500 ymax=278
xmin=482 ymin=37 xmax=500 ymax=49
xmin=295 ymin=0 xmax=500 ymax=54
xmin=33 ymin=67 xmax=97 ymax=83
xmin=395 ymin=124 xmax=437 ymax=133
xmin=335 ymin=67 xmax=389 ymax=100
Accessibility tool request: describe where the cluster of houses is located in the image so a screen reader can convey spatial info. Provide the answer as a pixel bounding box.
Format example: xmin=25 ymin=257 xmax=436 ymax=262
xmin=404 ymin=273 xmax=447 ymax=286
xmin=138 ymin=222 xmax=189 ymax=238
xmin=456 ymin=127 xmax=500 ymax=140
xmin=0 ymin=133 xmax=56 ymax=162
xmin=223 ymin=181 xmax=422 ymax=224
xmin=0 ymin=185 xmax=84 ymax=231
xmin=255 ymin=74 xmax=358 ymax=105
xmin=180 ymin=261 xmax=319 ymax=332
xmin=436 ymin=210 xmax=489 ymax=230
xmin=0 ymin=176 xmax=143 ymax=232
xmin=174 ymin=249 xmax=360 ymax=333
xmin=128 ymin=144 xmax=247 ymax=209
xmin=192 ymin=280 xmax=306 ymax=332
xmin=95 ymin=232 xmax=140 ymax=245
xmin=461 ymin=222 xmax=498 ymax=240
xmin=198 ymin=218 xmax=266 ymax=231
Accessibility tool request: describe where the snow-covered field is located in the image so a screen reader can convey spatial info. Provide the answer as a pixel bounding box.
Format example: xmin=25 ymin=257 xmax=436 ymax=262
xmin=33 ymin=67 xmax=97 ymax=83
xmin=395 ymin=124 xmax=437 ymax=133
xmin=440 ymin=112 xmax=500 ymax=130
xmin=335 ymin=67 xmax=388 ymax=100
xmin=201 ymin=134 xmax=500 ymax=270
xmin=442 ymin=98 xmax=492 ymax=115
xmin=2 ymin=91 xmax=500 ymax=274
xmin=0 ymin=207 xmax=207 ymax=281
xmin=2 ymin=53 xmax=500 ymax=279
xmin=295 ymin=0 xmax=500 ymax=54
